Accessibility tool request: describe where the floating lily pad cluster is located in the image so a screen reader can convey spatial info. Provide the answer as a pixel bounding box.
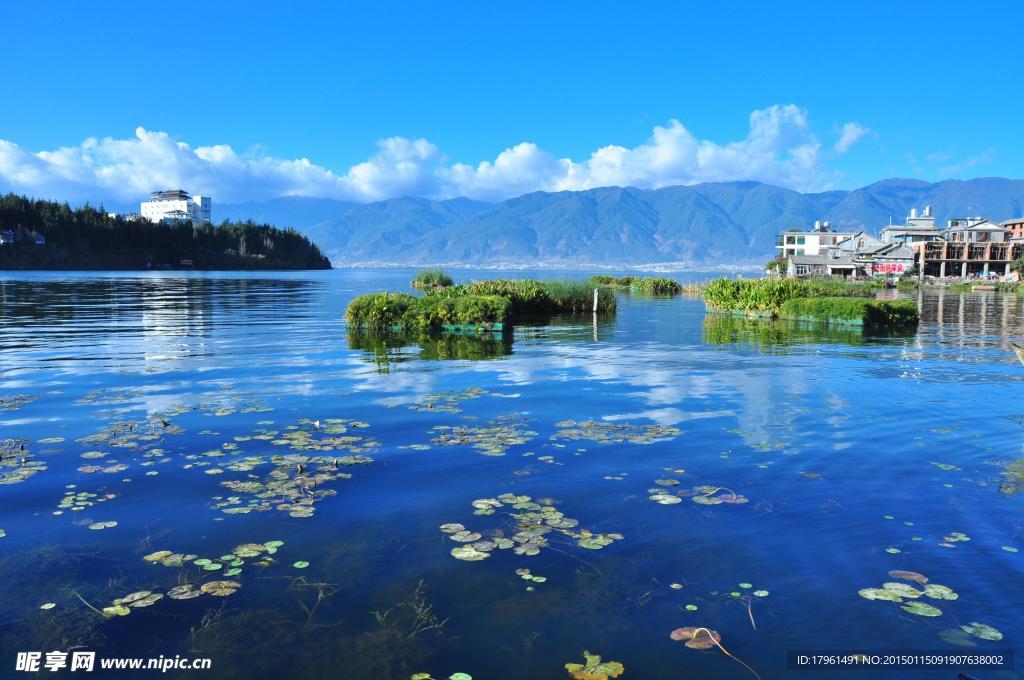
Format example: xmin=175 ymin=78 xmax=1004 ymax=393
xmin=408 ymin=387 xmax=493 ymax=414
xmin=55 ymin=489 xmax=117 ymax=515
xmin=939 ymin=531 xmax=970 ymax=548
xmin=553 ymin=420 xmax=681 ymax=445
xmin=859 ymin=574 xmax=1005 ymax=642
xmin=430 ymin=415 xmax=537 ymax=456
xmin=77 ymin=417 xmax=184 ymax=450
xmin=442 ymin=494 xmax=623 ymax=561
xmin=515 ymin=567 xmax=547 ymax=587
xmin=103 ymin=590 xmax=165 ymax=616
xmin=649 ymin=484 xmax=749 ymax=506
xmin=0 ymin=393 xmax=39 ymax=411
xmin=0 ymin=440 xmax=47 ymax=485
xmin=212 ymin=453 xmax=372 ymax=518
xmin=564 ymin=651 xmax=624 ymax=679
xmin=144 ymin=540 xmax=283 ymax=577
xmin=858 ymin=571 xmax=961 ymax=618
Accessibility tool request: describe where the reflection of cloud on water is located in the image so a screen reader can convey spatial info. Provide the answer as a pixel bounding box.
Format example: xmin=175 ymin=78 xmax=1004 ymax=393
xmin=603 ymin=408 xmax=733 ymax=427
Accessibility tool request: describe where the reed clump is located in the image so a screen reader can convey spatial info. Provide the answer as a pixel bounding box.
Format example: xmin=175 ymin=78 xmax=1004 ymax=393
xmin=410 ymin=268 xmax=453 ymax=290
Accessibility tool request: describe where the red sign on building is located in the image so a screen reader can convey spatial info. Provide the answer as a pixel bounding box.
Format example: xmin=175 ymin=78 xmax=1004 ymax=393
xmin=872 ymin=262 xmax=906 ymax=274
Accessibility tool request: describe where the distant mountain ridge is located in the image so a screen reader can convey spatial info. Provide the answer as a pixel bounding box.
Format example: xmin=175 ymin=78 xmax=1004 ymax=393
xmin=218 ymin=178 xmax=1024 ymax=267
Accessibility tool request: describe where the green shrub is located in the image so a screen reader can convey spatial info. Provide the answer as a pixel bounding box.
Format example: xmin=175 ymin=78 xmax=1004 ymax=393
xmin=778 ymin=297 xmax=918 ymax=326
xmin=346 ymin=292 xmax=510 ymax=332
xmin=632 ymin=277 xmax=681 ymax=295
xmin=344 ymin=293 xmax=416 ymax=332
xmin=948 ymin=283 xmax=972 ymax=292
xmin=466 ymin=279 xmax=616 ymax=314
xmin=589 ymin=275 xmax=679 ymax=295
xmin=702 ymin=278 xmax=875 ymax=314
xmin=411 ymin=268 xmax=453 ymax=289
xmin=404 ymin=294 xmax=511 ymax=330
xmin=764 ymin=257 xmax=788 ymax=276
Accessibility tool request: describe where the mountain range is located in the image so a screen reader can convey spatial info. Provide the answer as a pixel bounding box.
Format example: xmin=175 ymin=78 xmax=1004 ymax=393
xmin=218 ymin=178 xmax=1024 ymax=267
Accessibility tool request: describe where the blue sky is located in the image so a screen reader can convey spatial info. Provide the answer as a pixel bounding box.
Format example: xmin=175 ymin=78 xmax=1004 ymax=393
xmin=2 ymin=0 xmax=1021 ymax=204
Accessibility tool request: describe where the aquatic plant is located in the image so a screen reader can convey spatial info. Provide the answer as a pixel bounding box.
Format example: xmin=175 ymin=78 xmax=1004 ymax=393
xmin=553 ymin=420 xmax=681 ymax=445
xmin=371 ymin=580 xmax=449 ymax=641
xmin=777 ymin=297 xmax=919 ymax=327
xmin=702 ymin=277 xmax=877 ymax=315
xmin=345 ymin=292 xmax=511 ymax=332
xmin=669 ymin=627 xmax=762 ymax=680
xmin=463 ymin=279 xmax=616 ymax=315
xmin=589 ymin=275 xmax=681 ymax=295
xmin=961 ymin=622 xmax=1003 ymax=641
xmin=441 ymin=494 xmax=622 ymax=562
xmin=564 ymin=651 xmax=624 ymax=679
xmin=430 ymin=415 xmax=536 ymax=456
xmin=411 ymin=268 xmax=454 ymax=290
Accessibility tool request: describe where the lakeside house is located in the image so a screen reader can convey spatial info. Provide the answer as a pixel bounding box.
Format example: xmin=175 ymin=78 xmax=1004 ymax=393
xmin=1003 ymin=217 xmax=1024 ymax=241
xmin=880 ymin=206 xmax=941 ymax=244
xmin=780 ymin=206 xmax=1024 ymax=279
xmin=139 ymin=189 xmax=212 ymax=225
xmin=776 ymin=221 xmax=857 ymax=257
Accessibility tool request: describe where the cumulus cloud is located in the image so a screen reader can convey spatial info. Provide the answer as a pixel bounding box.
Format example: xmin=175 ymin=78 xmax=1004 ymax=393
xmin=833 ymin=122 xmax=870 ymax=155
xmin=0 ymin=106 xmax=862 ymax=205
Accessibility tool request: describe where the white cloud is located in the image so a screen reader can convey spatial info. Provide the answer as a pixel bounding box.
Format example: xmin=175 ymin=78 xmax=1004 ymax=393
xmin=0 ymin=106 xmax=861 ymax=205
xmin=833 ymin=122 xmax=870 ymax=155
xmin=938 ymin=147 xmax=996 ymax=179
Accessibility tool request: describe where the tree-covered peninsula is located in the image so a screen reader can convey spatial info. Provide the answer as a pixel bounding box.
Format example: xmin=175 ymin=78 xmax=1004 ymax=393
xmin=0 ymin=194 xmax=331 ymax=270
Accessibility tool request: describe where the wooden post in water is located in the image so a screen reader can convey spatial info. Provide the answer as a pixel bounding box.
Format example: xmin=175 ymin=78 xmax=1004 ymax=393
xmin=593 ymin=288 xmax=599 ymax=313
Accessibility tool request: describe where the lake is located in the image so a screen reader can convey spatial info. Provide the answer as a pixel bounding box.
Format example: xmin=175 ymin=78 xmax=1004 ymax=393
xmin=0 ymin=270 xmax=1021 ymax=679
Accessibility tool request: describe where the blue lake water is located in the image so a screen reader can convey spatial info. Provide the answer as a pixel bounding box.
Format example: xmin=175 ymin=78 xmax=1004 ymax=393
xmin=0 ymin=269 xmax=1022 ymax=679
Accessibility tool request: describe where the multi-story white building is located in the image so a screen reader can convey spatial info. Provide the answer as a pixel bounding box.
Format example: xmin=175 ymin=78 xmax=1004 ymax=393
xmin=140 ymin=190 xmax=212 ymax=225
xmin=880 ymin=206 xmax=941 ymax=244
xmin=775 ymin=221 xmax=857 ymax=257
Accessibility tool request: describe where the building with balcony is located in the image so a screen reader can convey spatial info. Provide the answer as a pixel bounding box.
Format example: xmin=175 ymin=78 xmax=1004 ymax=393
xmin=1002 ymin=217 xmax=1024 ymax=241
xmin=140 ymin=190 xmax=212 ymax=225
xmin=775 ymin=221 xmax=857 ymax=257
xmin=880 ymin=206 xmax=942 ymax=245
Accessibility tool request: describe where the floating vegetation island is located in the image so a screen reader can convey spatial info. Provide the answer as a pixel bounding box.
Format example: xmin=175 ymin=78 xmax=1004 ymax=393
xmin=589 ymin=275 xmax=682 ymax=295
xmin=346 ymin=275 xmax=617 ymax=335
xmin=703 ymin=278 xmax=919 ymax=327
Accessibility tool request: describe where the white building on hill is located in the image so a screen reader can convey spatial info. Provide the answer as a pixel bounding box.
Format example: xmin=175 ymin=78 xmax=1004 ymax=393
xmin=140 ymin=190 xmax=212 ymax=225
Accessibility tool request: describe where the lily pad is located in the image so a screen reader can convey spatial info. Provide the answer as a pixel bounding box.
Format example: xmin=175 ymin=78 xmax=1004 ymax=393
xmin=960 ymin=622 xmax=1003 ymax=641
xmin=564 ymin=650 xmax=624 ymax=679
xmin=938 ymin=628 xmax=976 ymax=648
xmin=888 ymin=570 xmax=928 ymax=585
xmin=670 ymin=627 xmax=721 ymax=650
xmin=451 ymin=545 xmax=490 ymax=561
xmin=292 ymin=561 xmax=310 ymax=569
xmin=143 ymin=550 xmax=173 ymax=562
xmin=200 ymin=580 xmax=241 ymax=597
xmin=858 ymin=588 xmax=904 ymax=602
xmin=167 ymin=584 xmax=202 ymax=600
xmin=901 ymin=601 xmax=942 ymax=617
xmin=103 ymin=605 xmax=131 ymax=617
xmin=882 ymin=582 xmax=924 ymax=598
xmin=922 ymin=584 xmax=958 ymax=601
